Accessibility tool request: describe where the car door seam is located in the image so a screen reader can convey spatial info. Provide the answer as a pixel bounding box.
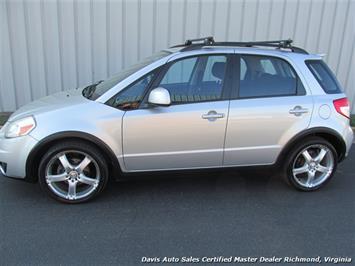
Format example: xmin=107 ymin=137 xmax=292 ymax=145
xmin=121 ymin=111 xmax=128 ymax=170
xmin=222 ymin=99 xmax=231 ymax=166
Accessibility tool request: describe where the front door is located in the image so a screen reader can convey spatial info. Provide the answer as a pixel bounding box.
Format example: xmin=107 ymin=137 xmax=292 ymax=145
xmin=123 ymin=54 xmax=232 ymax=171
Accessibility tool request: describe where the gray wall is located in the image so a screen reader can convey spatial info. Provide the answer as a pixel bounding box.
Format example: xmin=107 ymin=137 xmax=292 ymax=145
xmin=1 ymin=0 xmax=354 ymax=113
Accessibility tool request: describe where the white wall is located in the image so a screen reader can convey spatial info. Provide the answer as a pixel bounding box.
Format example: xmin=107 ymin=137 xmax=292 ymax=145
xmin=0 ymin=0 xmax=354 ymax=113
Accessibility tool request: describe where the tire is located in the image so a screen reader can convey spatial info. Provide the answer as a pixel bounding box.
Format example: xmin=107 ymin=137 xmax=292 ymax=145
xmin=283 ymin=136 xmax=338 ymax=191
xmin=38 ymin=140 xmax=109 ymax=203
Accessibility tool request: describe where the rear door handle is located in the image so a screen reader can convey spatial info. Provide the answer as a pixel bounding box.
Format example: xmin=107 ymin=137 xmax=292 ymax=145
xmin=202 ymin=110 xmax=225 ymax=121
xmin=289 ymin=106 xmax=309 ymax=116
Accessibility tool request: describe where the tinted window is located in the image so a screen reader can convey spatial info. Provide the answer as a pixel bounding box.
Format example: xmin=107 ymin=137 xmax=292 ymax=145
xmin=159 ymin=55 xmax=227 ymax=104
xmin=260 ymin=59 xmax=277 ymax=75
xmin=241 ymin=58 xmax=247 ymax=80
xmin=202 ymin=56 xmax=227 ymax=82
xmin=239 ymin=55 xmax=301 ymax=98
xmin=107 ymin=72 xmax=156 ymax=110
xmin=161 ymin=57 xmax=197 ymax=84
xmin=306 ymin=60 xmax=342 ymax=94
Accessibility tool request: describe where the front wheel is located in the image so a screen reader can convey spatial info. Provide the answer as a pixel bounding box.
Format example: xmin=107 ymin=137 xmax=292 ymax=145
xmin=284 ymin=137 xmax=338 ymax=191
xmin=38 ymin=141 xmax=109 ymax=203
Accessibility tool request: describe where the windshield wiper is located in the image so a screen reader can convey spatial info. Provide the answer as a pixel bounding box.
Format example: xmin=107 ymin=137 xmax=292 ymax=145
xmin=82 ymin=80 xmax=103 ymax=99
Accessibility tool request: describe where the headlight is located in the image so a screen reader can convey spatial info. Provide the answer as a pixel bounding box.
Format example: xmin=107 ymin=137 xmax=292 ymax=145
xmin=5 ymin=116 xmax=36 ymax=138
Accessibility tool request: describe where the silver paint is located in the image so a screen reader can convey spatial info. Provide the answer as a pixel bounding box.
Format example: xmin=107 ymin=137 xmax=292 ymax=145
xmin=0 ymin=46 xmax=353 ymax=180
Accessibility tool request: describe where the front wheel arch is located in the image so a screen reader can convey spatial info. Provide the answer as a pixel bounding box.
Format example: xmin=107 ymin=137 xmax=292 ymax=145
xmin=25 ymin=131 xmax=122 ymax=183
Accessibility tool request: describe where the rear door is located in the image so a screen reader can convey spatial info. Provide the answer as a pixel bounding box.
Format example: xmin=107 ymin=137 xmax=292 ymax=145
xmin=122 ymin=53 xmax=233 ymax=171
xmin=224 ymin=54 xmax=313 ymax=166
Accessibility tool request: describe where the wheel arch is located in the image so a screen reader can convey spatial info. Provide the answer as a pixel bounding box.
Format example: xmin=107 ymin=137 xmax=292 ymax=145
xmin=276 ymin=127 xmax=347 ymax=166
xmin=25 ymin=131 xmax=122 ymax=183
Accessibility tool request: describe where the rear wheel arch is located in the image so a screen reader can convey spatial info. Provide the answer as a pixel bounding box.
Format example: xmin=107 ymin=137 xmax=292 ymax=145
xmin=276 ymin=127 xmax=346 ymax=166
xmin=26 ymin=131 xmax=122 ymax=183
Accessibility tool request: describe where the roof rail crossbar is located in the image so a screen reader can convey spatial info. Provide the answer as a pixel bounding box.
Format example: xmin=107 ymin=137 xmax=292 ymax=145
xmin=172 ymin=37 xmax=308 ymax=54
xmin=215 ymin=39 xmax=293 ymax=48
xmin=184 ymin=36 xmax=215 ymax=46
xmin=171 ymin=36 xmax=215 ymax=48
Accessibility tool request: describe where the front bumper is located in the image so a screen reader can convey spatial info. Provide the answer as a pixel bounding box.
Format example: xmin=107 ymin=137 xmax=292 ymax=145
xmin=0 ymin=127 xmax=38 ymax=179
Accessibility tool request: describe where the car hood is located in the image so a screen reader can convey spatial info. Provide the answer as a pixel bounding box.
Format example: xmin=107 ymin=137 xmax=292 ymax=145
xmin=9 ymin=88 xmax=89 ymax=122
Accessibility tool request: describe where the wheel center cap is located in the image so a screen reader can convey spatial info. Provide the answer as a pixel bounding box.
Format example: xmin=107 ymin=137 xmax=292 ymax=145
xmin=69 ymin=171 xmax=78 ymax=179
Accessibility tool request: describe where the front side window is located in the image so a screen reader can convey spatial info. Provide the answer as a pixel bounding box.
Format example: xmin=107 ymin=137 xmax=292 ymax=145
xmin=158 ymin=55 xmax=227 ymax=104
xmin=239 ymin=55 xmax=304 ymax=98
xmin=106 ymin=72 xmax=156 ymax=110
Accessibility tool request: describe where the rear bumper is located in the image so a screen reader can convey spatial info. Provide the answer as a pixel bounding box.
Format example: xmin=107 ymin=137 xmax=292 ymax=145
xmin=343 ymin=126 xmax=354 ymax=158
xmin=0 ymin=163 xmax=6 ymax=175
xmin=0 ymin=131 xmax=38 ymax=179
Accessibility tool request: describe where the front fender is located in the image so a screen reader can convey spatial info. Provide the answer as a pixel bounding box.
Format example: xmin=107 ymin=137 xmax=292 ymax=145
xmin=26 ymin=101 xmax=125 ymax=181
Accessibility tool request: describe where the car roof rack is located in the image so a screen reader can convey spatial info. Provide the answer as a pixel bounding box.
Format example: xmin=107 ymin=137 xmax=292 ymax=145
xmin=171 ymin=37 xmax=308 ymax=54
xmin=171 ymin=36 xmax=214 ymax=48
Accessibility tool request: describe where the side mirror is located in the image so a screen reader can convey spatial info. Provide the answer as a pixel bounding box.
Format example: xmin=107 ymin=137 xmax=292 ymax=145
xmin=148 ymin=87 xmax=171 ymax=106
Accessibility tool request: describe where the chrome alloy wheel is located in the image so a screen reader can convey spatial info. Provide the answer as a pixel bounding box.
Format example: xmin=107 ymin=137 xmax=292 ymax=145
xmin=45 ymin=150 xmax=100 ymax=201
xmin=292 ymin=144 xmax=335 ymax=188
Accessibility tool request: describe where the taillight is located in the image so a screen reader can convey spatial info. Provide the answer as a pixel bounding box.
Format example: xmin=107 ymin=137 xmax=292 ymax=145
xmin=333 ymin=97 xmax=350 ymax=119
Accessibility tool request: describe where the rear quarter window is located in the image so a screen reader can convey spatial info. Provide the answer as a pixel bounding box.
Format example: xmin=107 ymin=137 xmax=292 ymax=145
xmin=306 ymin=60 xmax=342 ymax=94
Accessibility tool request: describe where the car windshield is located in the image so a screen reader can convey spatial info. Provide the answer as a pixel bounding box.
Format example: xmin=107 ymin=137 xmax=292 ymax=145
xmin=83 ymin=51 xmax=171 ymax=100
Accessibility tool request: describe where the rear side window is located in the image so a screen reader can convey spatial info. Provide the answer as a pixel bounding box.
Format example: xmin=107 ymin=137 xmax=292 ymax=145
xmin=239 ymin=55 xmax=305 ymax=98
xmin=306 ymin=60 xmax=342 ymax=94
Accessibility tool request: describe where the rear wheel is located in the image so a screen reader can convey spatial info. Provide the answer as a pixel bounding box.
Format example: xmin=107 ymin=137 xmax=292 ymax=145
xmin=38 ymin=141 xmax=109 ymax=203
xmin=284 ymin=137 xmax=337 ymax=191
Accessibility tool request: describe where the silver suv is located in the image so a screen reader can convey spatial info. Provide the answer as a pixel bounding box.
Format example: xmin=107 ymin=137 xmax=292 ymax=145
xmin=0 ymin=38 xmax=353 ymax=203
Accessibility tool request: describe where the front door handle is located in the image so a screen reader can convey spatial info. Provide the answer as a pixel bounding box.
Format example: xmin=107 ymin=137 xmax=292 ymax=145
xmin=289 ymin=106 xmax=309 ymax=116
xmin=202 ymin=110 xmax=225 ymax=121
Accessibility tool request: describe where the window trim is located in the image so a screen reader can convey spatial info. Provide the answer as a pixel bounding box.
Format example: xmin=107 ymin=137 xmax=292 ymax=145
xmin=139 ymin=53 xmax=234 ymax=108
xmin=231 ymin=54 xmax=306 ymax=100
